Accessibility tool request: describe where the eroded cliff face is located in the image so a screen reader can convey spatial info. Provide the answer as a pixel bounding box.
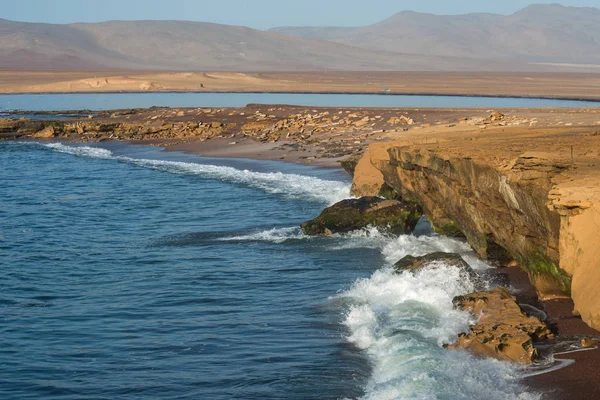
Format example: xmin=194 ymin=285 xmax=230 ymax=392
xmin=352 ymin=142 xmax=600 ymax=330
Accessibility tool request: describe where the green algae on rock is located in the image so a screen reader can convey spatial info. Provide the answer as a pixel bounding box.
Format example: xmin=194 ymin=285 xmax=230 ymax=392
xmin=300 ymin=196 xmax=422 ymax=236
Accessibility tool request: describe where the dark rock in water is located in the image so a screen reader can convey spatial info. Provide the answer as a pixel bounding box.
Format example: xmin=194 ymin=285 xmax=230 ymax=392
xmin=393 ymin=252 xmax=479 ymax=282
xmin=301 ymin=196 xmax=422 ymax=236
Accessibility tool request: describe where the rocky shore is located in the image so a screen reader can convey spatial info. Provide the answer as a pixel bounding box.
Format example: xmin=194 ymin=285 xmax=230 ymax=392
xmin=4 ymin=104 xmax=600 ymax=397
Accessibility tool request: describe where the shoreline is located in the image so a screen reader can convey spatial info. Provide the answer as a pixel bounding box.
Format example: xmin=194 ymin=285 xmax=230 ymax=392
xmin=6 ymin=136 xmax=600 ymax=398
xmin=2 ymin=90 xmax=600 ymax=103
xmin=3 ymin=71 xmax=600 ymax=103
xmin=67 ymin=138 xmax=600 ymax=397
xmin=4 ymin=103 xmax=600 ymax=398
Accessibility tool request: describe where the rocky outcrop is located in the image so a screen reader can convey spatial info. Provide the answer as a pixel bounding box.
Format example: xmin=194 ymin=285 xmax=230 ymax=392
xmin=394 ymin=252 xmax=479 ymax=283
xmin=300 ymin=196 xmax=422 ymax=236
xmin=350 ymin=148 xmax=388 ymax=197
xmin=351 ymin=142 xmax=600 ymax=330
xmin=33 ymin=125 xmax=56 ymax=138
xmin=447 ymin=287 xmax=553 ymax=364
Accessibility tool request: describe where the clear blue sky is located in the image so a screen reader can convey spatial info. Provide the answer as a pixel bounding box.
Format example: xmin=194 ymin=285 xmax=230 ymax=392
xmin=2 ymin=0 xmax=598 ymax=28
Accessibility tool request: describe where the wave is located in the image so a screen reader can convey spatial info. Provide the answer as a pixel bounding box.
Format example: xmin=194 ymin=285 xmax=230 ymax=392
xmin=219 ymin=227 xmax=309 ymax=244
xmin=338 ymin=264 xmax=541 ymax=400
xmin=42 ymin=143 xmax=350 ymax=204
xmin=334 ymin=229 xmax=543 ymax=400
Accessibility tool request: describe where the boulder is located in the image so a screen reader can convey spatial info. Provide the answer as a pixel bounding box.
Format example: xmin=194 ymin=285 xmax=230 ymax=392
xmin=33 ymin=126 xmax=55 ymax=138
xmin=446 ymin=287 xmax=553 ymax=364
xmin=301 ymin=196 xmax=422 ymax=236
xmin=394 ymin=252 xmax=479 ymax=282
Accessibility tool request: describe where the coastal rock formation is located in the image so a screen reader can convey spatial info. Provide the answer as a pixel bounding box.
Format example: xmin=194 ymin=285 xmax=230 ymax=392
xmin=394 ymin=252 xmax=479 ymax=283
xmin=300 ymin=196 xmax=422 ymax=236
xmin=33 ymin=126 xmax=56 ymax=138
xmin=447 ymin=287 xmax=552 ymax=364
xmin=350 ymin=148 xmax=388 ymax=197
xmin=352 ymin=141 xmax=600 ymax=330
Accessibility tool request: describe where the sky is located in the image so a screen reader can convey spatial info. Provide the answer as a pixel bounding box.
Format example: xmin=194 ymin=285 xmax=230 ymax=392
xmin=2 ymin=0 xmax=599 ymax=28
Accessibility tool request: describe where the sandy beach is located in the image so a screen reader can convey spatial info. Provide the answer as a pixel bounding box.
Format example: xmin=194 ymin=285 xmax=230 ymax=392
xmin=2 ymin=71 xmax=600 ymax=101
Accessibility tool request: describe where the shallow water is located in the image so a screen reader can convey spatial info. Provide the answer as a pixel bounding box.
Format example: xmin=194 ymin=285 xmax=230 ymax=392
xmin=0 ymin=142 xmax=541 ymax=399
xmin=0 ymin=92 xmax=598 ymax=113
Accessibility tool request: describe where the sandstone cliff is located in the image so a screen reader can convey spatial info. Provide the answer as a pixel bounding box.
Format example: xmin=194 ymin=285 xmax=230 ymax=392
xmin=351 ymin=127 xmax=600 ymax=330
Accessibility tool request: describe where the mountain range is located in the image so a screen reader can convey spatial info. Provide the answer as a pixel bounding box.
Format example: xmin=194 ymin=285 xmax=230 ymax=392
xmin=1 ymin=4 xmax=599 ymax=71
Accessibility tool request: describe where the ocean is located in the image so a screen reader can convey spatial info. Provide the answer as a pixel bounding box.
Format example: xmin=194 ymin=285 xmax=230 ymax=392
xmin=0 ymin=140 xmax=542 ymax=399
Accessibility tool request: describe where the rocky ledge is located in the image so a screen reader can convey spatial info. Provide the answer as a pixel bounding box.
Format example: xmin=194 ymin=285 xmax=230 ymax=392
xmin=347 ymin=120 xmax=600 ymax=332
xmin=448 ymin=287 xmax=553 ymax=364
xmin=393 ymin=252 xmax=551 ymax=363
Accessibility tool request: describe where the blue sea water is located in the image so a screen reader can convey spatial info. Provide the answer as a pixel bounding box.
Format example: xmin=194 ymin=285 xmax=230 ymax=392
xmin=0 ymin=92 xmax=598 ymax=113
xmin=0 ymin=141 xmax=541 ymax=399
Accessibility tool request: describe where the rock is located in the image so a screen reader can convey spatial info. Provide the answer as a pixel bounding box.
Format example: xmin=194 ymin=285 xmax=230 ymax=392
xmin=388 ymin=116 xmax=415 ymax=125
xmin=301 ymin=196 xmax=422 ymax=236
xmin=350 ymin=148 xmax=387 ymax=197
xmin=394 ymin=252 xmax=479 ymax=282
xmin=339 ymin=154 xmax=362 ymax=177
xmin=447 ymin=287 xmax=553 ymax=364
xmin=33 ymin=126 xmax=55 ymax=138
xmin=489 ymin=111 xmax=505 ymax=121
xmin=581 ymin=338 xmax=600 ymax=348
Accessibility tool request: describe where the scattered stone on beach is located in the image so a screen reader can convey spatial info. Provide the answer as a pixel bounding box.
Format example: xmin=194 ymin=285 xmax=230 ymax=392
xmin=387 ymin=115 xmax=415 ymax=125
xmin=300 ymin=196 xmax=422 ymax=236
xmin=446 ymin=287 xmax=553 ymax=364
xmin=33 ymin=125 xmax=56 ymax=138
xmin=393 ymin=252 xmax=479 ymax=283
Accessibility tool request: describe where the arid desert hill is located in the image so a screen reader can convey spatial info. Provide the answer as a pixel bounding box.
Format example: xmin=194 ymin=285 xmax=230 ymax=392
xmin=271 ymin=4 xmax=600 ymax=66
xmin=1 ymin=4 xmax=600 ymax=72
xmin=0 ymin=18 xmax=519 ymax=72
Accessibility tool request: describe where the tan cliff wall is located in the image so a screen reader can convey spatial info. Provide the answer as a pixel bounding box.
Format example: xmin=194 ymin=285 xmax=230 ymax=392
xmin=352 ymin=142 xmax=600 ymax=330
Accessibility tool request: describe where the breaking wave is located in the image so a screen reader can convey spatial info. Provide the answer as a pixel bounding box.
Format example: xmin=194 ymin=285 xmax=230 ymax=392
xmin=337 ymin=235 xmax=540 ymax=399
xmin=43 ymin=142 xmax=350 ymax=204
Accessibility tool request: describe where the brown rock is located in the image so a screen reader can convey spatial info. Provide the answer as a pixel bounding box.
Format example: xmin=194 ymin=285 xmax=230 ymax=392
xmin=581 ymin=338 xmax=600 ymax=348
xmin=447 ymin=287 xmax=552 ymax=364
xmin=350 ymin=148 xmax=388 ymax=197
xmin=33 ymin=126 xmax=55 ymax=138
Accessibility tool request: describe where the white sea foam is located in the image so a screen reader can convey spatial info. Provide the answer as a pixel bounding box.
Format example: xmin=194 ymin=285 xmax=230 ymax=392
xmin=45 ymin=142 xmax=114 ymax=159
xmin=330 ymin=228 xmax=492 ymax=273
xmin=219 ymin=227 xmax=308 ymax=244
xmin=338 ymin=253 xmax=541 ymax=399
xmin=41 ymin=143 xmax=350 ymax=204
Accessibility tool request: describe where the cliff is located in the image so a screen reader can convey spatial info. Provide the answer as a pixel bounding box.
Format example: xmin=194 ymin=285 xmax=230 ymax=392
xmin=351 ymin=124 xmax=600 ymax=330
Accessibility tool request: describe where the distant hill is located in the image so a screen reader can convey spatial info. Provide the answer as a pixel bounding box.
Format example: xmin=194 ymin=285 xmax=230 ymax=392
xmin=0 ymin=18 xmax=507 ymax=71
xmin=271 ymin=4 xmax=600 ymax=65
xmin=1 ymin=4 xmax=600 ymax=72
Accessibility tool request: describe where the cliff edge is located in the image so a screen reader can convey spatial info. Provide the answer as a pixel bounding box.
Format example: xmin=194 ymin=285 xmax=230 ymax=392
xmin=351 ymin=119 xmax=600 ymax=330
